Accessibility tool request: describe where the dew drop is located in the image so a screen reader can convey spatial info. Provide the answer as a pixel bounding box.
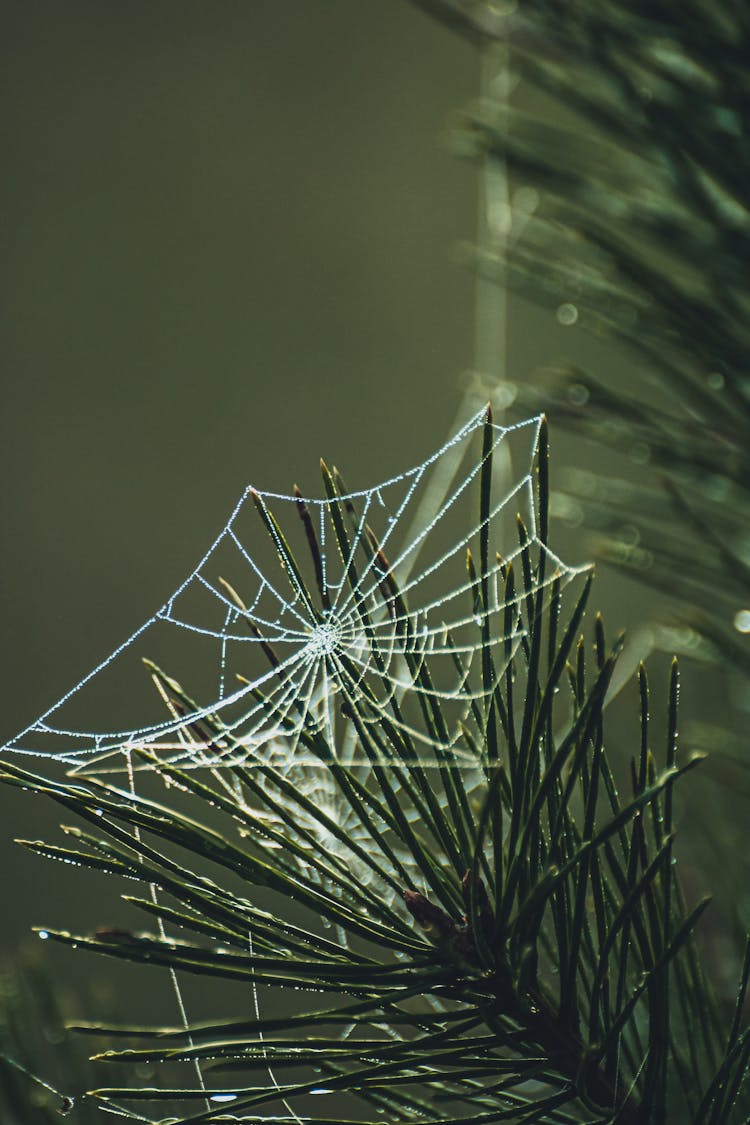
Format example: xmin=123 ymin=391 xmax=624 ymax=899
xmin=493 ymin=380 xmax=518 ymax=409
xmin=733 ymin=609 xmax=750 ymax=633
xmin=512 ymin=185 xmax=539 ymax=213
xmin=210 ymin=1094 xmax=237 ymax=1103
xmin=38 ymin=930 xmax=49 ymax=941
xmin=706 ymin=371 xmax=725 ymax=391
xmin=556 ymin=302 xmax=578 ymax=326
xmin=567 ymin=383 xmax=589 ymax=406
xmin=619 ymin=524 xmax=641 ymax=547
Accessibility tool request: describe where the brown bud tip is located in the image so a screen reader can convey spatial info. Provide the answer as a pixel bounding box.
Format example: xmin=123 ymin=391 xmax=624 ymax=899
xmin=403 ymin=890 xmax=456 ymax=939
xmin=93 ymin=927 xmax=138 ymax=943
xmin=403 ymin=889 xmax=429 ymax=921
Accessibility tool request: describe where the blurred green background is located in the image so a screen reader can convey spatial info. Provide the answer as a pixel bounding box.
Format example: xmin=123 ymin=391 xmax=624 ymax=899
xmin=2 ymin=0 xmax=719 ymax=1059
xmin=0 ymin=0 xmax=481 ymax=951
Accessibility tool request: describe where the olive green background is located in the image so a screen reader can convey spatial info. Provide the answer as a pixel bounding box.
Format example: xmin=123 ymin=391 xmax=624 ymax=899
xmin=1 ymin=0 xmax=704 ymax=1039
xmin=4 ymin=12 xmax=742 ymax=1122
xmin=0 ymin=0 xmax=481 ymax=948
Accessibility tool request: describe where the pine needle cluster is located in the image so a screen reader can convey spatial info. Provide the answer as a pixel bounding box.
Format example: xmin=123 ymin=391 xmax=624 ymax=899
xmin=2 ymin=414 xmax=748 ymax=1123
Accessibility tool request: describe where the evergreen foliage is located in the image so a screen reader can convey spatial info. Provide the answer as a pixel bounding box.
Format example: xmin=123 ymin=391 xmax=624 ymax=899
xmin=437 ymin=0 xmax=750 ymax=756
xmin=2 ymin=414 xmax=749 ymax=1122
xmin=3 ymin=4 xmax=750 ymax=1121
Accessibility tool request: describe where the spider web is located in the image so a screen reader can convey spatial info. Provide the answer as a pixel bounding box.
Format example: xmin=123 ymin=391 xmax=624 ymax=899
xmin=1 ymin=410 xmax=583 ymax=781
xmin=1 ymin=409 xmax=589 ymax=1123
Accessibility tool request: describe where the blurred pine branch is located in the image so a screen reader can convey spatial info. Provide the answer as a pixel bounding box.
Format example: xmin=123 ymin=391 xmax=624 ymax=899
xmin=423 ymin=1 xmax=750 ymax=818
xmin=0 ymin=945 xmax=118 ymax=1124
xmin=408 ymin=1 xmax=750 ymax=1113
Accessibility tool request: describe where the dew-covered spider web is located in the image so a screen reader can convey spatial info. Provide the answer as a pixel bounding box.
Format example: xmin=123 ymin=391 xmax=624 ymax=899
xmin=2 ymin=410 xmax=583 ymax=779
xmin=1 ymin=409 xmax=588 ymax=1124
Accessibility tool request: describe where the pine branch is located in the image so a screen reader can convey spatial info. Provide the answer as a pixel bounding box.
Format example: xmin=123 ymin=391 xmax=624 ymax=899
xmin=3 ymin=418 xmax=746 ymax=1123
xmin=445 ymin=2 xmax=750 ymax=728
